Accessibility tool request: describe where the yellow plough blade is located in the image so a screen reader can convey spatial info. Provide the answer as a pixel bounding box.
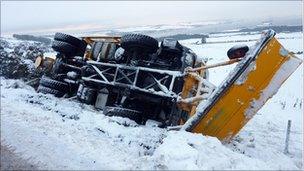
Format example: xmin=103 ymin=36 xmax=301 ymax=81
xmin=182 ymin=30 xmax=302 ymax=142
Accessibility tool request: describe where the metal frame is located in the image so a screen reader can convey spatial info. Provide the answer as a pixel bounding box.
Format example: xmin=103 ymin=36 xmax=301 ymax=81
xmin=82 ymin=61 xmax=184 ymax=98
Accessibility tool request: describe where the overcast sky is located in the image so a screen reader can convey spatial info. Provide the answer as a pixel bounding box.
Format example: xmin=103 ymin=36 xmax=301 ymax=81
xmin=1 ymin=1 xmax=302 ymax=35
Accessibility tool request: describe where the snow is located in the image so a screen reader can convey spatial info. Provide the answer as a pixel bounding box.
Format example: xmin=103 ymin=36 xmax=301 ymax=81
xmin=179 ymin=21 xmax=220 ymax=26
xmin=139 ymin=131 xmax=272 ymax=170
xmin=43 ymin=52 xmax=57 ymax=59
xmin=114 ymin=24 xmax=194 ymax=33
xmin=113 ymin=21 xmax=220 ymax=33
xmin=1 ymin=79 xmax=166 ymax=169
xmin=1 ymin=79 xmax=274 ymax=170
xmin=223 ymin=29 xmax=241 ymax=32
xmin=1 ymin=31 xmax=303 ymax=170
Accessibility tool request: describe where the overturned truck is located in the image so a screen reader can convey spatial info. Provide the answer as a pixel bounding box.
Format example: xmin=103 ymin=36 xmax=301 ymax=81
xmin=35 ymin=30 xmax=302 ymax=142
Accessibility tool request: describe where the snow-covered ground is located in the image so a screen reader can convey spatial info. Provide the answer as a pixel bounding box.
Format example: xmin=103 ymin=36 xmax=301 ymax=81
xmin=113 ymin=21 xmax=221 ymax=33
xmin=1 ymin=31 xmax=303 ymax=170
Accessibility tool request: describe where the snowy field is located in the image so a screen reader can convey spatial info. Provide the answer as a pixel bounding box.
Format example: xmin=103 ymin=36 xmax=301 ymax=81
xmin=1 ymin=31 xmax=303 ymax=170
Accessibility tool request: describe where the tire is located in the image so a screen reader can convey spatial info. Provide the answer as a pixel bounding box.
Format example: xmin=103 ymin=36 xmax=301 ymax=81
xmin=39 ymin=76 xmax=69 ymax=92
xmin=91 ymin=42 xmax=104 ymax=60
xmin=121 ymin=34 xmax=158 ymax=53
xmin=107 ymin=43 xmax=117 ymax=60
xmin=52 ymin=40 xmax=77 ymax=56
xmin=99 ymin=43 xmax=117 ymax=61
xmin=91 ymin=42 xmax=117 ymax=61
xmin=227 ymin=44 xmax=249 ymax=59
xmin=54 ymin=33 xmax=83 ymax=47
xmin=37 ymin=85 xmax=65 ymax=97
xmin=54 ymin=33 xmax=87 ymax=57
xmin=103 ymin=106 xmax=142 ymax=123
xmin=76 ymin=40 xmax=87 ymax=57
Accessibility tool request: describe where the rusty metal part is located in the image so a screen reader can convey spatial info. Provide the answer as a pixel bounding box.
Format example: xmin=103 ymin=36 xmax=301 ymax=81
xmin=82 ymin=36 xmax=121 ymax=45
xmin=82 ymin=36 xmax=121 ymax=60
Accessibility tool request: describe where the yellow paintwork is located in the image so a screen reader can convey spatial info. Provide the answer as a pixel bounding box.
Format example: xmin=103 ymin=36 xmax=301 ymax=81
xmin=178 ymin=65 xmax=208 ymax=124
xmin=191 ymin=37 xmax=302 ymax=141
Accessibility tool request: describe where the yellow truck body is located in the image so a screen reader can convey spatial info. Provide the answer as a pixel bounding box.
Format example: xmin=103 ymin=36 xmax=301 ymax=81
xmin=181 ymin=30 xmax=302 ymax=142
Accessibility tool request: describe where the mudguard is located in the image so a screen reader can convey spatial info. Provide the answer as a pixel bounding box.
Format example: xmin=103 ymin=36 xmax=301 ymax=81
xmin=181 ymin=30 xmax=302 ymax=142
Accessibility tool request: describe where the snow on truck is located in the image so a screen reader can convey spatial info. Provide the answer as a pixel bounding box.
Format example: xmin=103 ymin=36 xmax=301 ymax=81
xmin=35 ymin=29 xmax=302 ymax=142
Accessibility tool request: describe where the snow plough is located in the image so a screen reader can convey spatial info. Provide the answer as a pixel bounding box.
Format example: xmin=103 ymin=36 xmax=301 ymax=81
xmin=35 ymin=29 xmax=302 ymax=142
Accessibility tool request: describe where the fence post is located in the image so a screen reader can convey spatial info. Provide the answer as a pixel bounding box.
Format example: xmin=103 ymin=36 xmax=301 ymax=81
xmin=284 ymin=120 xmax=291 ymax=154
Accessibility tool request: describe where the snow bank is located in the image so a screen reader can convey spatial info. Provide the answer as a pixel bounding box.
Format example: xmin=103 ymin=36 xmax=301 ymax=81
xmin=140 ymin=131 xmax=271 ymax=170
xmin=1 ymin=78 xmax=301 ymax=170
xmin=0 ymin=79 xmax=166 ymax=169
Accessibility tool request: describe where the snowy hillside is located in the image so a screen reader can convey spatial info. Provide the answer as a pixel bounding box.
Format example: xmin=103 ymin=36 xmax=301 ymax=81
xmin=1 ymin=31 xmax=303 ymax=170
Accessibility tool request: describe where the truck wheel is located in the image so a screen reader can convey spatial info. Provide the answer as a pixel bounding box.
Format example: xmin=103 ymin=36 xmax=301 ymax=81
xmin=91 ymin=42 xmax=104 ymax=60
xmin=54 ymin=33 xmax=84 ymax=47
xmin=99 ymin=43 xmax=117 ymax=61
xmin=39 ymin=75 xmax=69 ymax=92
xmin=52 ymin=40 xmax=77 ymax=56
xmin=103 ymin=106 xmax=142 ymax=123
xmin=107 ymin=43 xmax=117 ymax=61
xmin=37 ymin=85 xmax=65 ymax=97
xmin=54 ymin=33 xmax=87 ymax=57
xmin=121 ymin=34 xmax=158 ymax=53
xmin=76 ymin=40 xmax=87 ymax=57
xmin=91 ymin=42 xmax=117 ymax=61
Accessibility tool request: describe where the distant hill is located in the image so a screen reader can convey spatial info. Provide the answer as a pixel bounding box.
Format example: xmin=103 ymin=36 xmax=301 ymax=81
xmin=239 ymin=25 xmax=302 ymax=33
xmin=155 ymin=34 xmax=209 ymax=41
xmin=210 ymin=25 xmax=302 ymax=34
xmin=12 ymin=34 xmax=52 ymax=44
